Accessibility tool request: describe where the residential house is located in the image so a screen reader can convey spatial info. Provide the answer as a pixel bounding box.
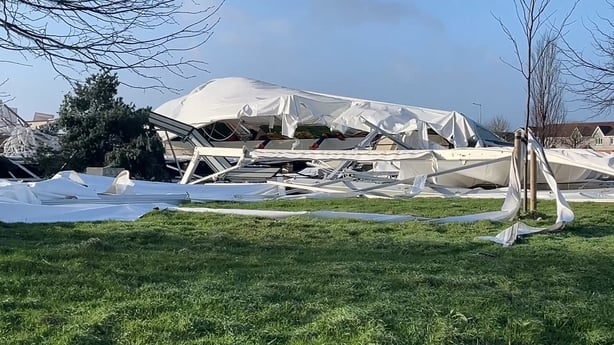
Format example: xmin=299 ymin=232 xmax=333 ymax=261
xmin=540 ymin=121 xmax=614 ymax=152
xmin=591 ymin=123 xmax=614 ymax=152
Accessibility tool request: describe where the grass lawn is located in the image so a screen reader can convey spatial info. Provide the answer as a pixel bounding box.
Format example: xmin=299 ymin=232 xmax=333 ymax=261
xmin=1 ymin=198 xmax=613 ymax=344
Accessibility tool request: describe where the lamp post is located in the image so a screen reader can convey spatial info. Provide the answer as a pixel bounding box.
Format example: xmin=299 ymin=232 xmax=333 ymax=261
xmin=472 ymin=102 xmax=482 ymax=124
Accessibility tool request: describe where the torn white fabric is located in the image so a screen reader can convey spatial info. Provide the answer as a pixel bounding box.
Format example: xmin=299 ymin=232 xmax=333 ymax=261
xmin=177 ymin=207 xmax=308 ymax=219
xmin=435 ymin=150 xmax=521 ymax=223
xmin=0 ymin=182 xmax=41 ymax=204
xmin=53 ymin=171 xmax=280 ymax=202
xmin=182 ymin=151 xmax=520 ymax=225
xmin=478 ymin=222 xmax=565 ymax=247
xmin=0 ymin=171 xmax=280 ymax=223
xmin=174 ymin=207 xmax=424 ymax=222
xmin=529 ymin=134 xmax=574 ymax=224
xmin=29 ymin=175 xmax=100 ymax=200
xmin=172 ymin=154 xmax=518 ymax=224
xmin=0 ymin=202 xmax=171 ymax=223
xmin=478 ymin=132 xmax=575 ymax=246
xmin=103 ymin=170 xmax=136 ymax=195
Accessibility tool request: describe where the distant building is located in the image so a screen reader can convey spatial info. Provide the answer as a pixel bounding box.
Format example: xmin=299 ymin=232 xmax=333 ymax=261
xmin=536 ymin=122 xmax=614 ymax=152
xmin=28 ymin=112 xmax=56 ymax=129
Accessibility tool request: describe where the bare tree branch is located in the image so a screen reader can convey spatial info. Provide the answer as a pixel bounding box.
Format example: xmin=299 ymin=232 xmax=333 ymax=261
xmin=0 ymin=77 xmax=14 ymax=103
xmin=494 ymin=0 xmax=576 ymax=129
xmin=530 ymin=34 xmax=567 ymax=147
xmin=562 ymin=3 xmax=614 ymax=115
xmin=0 ymin=0 xmax=224 ymax=91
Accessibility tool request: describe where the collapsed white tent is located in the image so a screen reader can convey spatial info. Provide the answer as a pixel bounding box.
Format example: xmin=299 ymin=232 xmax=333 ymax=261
xmin=154 ymin=77 xmax=499 ymax=147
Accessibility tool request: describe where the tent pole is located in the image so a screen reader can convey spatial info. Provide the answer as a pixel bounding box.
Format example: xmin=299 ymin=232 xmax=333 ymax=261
xmin=165 ymin=130 xmax=183 ymax=179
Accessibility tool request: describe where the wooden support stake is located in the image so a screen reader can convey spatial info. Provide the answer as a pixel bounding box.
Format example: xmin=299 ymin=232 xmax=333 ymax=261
xmin=513 ymin=130 xmax=523 ymax=215
xmin=529 ymin=148 xmax=537 ymax=214
xmin=513 ymin=131 xmax=522 ymax=164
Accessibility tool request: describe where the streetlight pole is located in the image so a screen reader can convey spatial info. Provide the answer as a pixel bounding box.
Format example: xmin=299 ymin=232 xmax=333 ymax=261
xmin=472 ymin=102 xmax=482 ymax=124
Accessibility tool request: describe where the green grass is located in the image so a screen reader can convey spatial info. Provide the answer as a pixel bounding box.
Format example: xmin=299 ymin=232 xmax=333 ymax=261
xmin=1 ymin=198 xmax=613 ymax=344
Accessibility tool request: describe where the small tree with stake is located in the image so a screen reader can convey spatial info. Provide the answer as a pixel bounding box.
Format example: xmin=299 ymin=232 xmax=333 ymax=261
xmin=494 ymin=0 xmax=576 ymax=213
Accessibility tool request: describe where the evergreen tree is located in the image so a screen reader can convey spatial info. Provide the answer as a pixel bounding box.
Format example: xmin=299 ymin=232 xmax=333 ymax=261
xmin=34 ymin=72 xmax=168 ymax=180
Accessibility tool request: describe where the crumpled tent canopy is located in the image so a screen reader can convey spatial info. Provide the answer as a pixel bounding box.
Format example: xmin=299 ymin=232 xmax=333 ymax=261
xmin=154 ymin=77 xmax=500 ymax=147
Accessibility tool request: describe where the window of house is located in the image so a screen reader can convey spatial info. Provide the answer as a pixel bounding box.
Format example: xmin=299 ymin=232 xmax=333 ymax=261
xmin=611 ymin=137 xmax=614 ymax=145
xmin=595 ymin=137 xmax=603 ymax=145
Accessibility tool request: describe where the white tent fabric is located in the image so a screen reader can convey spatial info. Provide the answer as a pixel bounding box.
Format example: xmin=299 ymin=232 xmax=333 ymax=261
xmin=0 ymin=171 xmax=280 ymax=223
xmin=155 ymin=77 xmax=348 ymax=138
xmin=328 ymin=101 xmax=477 ymax=147
xmin=154 ymin=77 xmax=487 ymax=147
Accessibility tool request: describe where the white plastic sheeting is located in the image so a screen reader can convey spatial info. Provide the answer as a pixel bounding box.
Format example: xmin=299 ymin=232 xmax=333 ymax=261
xmin=59 ymin=172 xmax=281 ymax=202
xmin=0 ymin=171 xmax=280 ymax=223
xmin=177 ymin=207 xmax=425 ymax=222
xmin=0 ymin=203 xmax=171 ymax=223
xmin=154 ymin=77 xmax=490 ymax=147
xmin=189 ymin=145 xmax=614 ymax=188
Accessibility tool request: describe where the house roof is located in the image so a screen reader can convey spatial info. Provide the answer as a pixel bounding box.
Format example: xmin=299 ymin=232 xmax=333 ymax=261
xmin=32 ymin=112 xmax=55 ymax=122
xmin=533 ymin=121 xmax=614 ymax=137
xmin=595 ymin=124 xmax=614 ymax=136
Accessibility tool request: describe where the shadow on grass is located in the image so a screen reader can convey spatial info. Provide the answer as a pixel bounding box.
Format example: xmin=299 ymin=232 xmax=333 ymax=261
xmin=563 ymin=223 xmax=614 ymax=239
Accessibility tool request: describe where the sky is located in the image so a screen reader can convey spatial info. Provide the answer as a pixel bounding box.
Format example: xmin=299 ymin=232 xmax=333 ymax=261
xmin=0 ymin=0 xmax=610 ymax=128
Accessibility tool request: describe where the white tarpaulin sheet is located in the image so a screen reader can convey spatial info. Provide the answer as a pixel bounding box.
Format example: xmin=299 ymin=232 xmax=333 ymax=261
xmin=0 ymin=171 xmax=280 ymax=223
xmin=154 ymin=77 xmax=489 ymax=147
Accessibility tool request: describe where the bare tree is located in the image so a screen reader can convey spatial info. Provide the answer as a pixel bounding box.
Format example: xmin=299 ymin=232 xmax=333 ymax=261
xmin=564 ymin=3 xmax=614 ymax=114
xmin=486 ymin=115 xmax=511 ymax=136
xmin=494 ymin=0 xmax=575 ymax=135
xmin=0 ymin=0 xmax=223 ymax=90
xmin=530 ymin=34 xmax=567 ymax=147
xmin=559 ymin=127 xmax=591 ymax=148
